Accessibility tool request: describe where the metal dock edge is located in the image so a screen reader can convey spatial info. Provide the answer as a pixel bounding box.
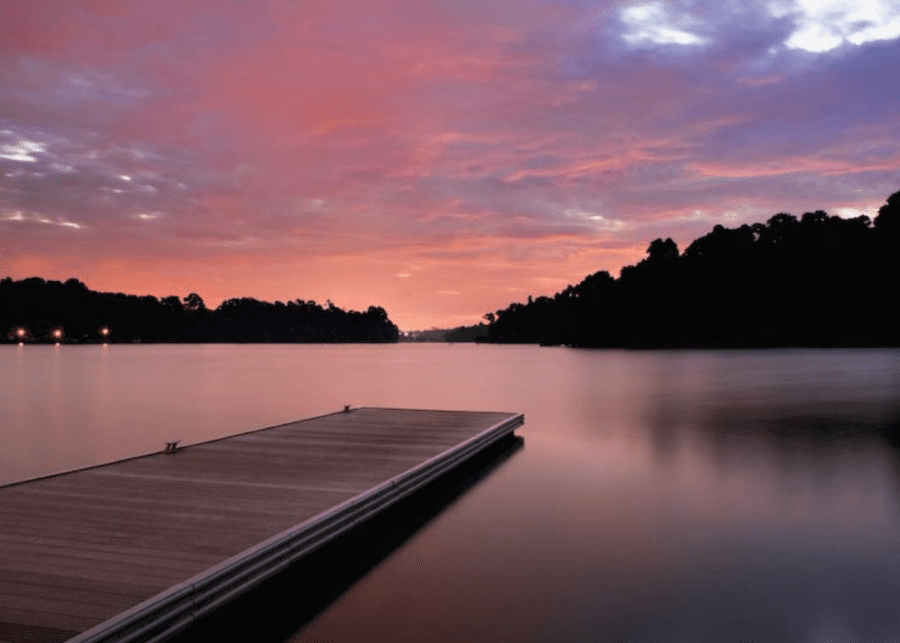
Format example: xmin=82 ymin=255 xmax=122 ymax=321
xmin=66 ymin=412 xmax=524 ymax=643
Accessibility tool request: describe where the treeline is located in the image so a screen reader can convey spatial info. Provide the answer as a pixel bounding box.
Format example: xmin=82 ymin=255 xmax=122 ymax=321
xmin=1 ymin=278 xmax=399 ymax=343
xmin=399 ymin=325 xmax=489 ymax=342
xmin=484 ymin=189 xmax=900 ymax=348
xmin=445 ymin=324 xmax=489 ymax=342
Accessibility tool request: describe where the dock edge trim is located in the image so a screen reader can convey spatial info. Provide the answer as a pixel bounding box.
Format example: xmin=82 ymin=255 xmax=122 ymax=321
xmin=66 ymin=411 xmax=524 ymax=643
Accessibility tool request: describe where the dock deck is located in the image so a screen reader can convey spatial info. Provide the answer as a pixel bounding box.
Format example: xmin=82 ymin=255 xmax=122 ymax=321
xmin=0 ymin=407 xmax=523 ymax=643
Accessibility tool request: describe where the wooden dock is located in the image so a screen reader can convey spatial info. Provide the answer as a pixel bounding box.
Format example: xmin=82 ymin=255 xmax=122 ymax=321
xmin=0 ymin=407 xmax=524 ymax=643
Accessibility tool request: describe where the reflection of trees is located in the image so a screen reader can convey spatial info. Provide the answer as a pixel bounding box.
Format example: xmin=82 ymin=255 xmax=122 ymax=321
xmin=485 ymin=189 xmax=900 ymax=347
xmin=876 ymin=410 xmax=900 ymax=504
xmin=0 ymin=279 xmax=400 ymax=343
xmin=642 ymin=385 xmax=900 ymax=501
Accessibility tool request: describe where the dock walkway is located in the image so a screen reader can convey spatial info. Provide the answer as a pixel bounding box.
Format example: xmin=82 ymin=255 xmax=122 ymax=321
xmin=0 ymin=408 xmax=523 ymax=643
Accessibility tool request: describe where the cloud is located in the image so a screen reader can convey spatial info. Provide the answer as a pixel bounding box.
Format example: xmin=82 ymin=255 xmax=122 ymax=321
xmin=620 ymin=2 xmax=708 ymax=47
xmin=1 ymin=0 xmax=899 ymax=327
xmin=770 ymin=0 xmax=900 ymax=52
xmin=1 ymin=209 xmax=84 ymax=230
xmin=0 ymin=137 xmax=45 ymax=162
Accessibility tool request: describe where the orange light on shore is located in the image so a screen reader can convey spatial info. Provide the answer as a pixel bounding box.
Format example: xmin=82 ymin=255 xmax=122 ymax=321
xmin=16 ymin=328 xmax=26 ymax=338
xmin=100 ymin=327 xmax=110 ymax=337
xmin=52 ymin=328 xmax=63 ymax=340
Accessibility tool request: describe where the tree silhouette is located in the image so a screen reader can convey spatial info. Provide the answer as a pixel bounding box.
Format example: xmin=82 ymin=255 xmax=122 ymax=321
xmin=647 ymin=238 xmax=679 ymax=261
xmin=875 ymin=190 xmax=900 ymax=236
xmin=484 ymin=188 xmax=900 ymax=348
xmin=1 ymin=281 xmax=399 ymax=343
xmin=183 ymin=293 xmax=206 ymax=313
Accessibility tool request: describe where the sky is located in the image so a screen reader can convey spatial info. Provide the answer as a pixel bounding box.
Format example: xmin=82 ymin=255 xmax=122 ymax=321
xmin=1 ymin=0 xmax=899 ymax=330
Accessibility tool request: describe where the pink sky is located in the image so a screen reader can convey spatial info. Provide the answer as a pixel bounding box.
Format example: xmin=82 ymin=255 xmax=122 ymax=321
xmin=2 ymin=0 xmax=899 ymax=329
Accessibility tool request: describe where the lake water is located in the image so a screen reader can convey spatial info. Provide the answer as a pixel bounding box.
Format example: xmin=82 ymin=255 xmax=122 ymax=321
xmin=3 ymin=345 xmax=900 ymax=642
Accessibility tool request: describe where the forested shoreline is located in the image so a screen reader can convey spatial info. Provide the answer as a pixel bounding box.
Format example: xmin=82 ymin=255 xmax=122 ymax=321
xmin=1 ymin=279 xmax=399 ymax=343
xmin=481 ymin=189 xmax=900 ymax=347
xmin=5 ymin=189 xmax=899 ymax=348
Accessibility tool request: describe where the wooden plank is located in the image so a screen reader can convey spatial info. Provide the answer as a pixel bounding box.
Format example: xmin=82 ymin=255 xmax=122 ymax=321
xmin=0 ymin=407 xmax=522 ymax=642
xmin=0 ymin=594 xmax=129 ymax=625
xmin=0 ymin=575 xmax=155 ymax=604
xmin=0 ymin=603 xmax=87 ymax=635
xmin=0 ymin=618 xmax=78 ymax=643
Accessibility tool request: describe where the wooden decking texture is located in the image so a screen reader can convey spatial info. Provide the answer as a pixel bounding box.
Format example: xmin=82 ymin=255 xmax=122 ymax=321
xmin=0 ymin=408 xmax=519 ymax=643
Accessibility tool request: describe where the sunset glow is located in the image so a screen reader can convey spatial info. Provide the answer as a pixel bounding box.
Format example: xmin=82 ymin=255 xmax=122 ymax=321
xmin=1 ymin=0 xmax=898 ymax=329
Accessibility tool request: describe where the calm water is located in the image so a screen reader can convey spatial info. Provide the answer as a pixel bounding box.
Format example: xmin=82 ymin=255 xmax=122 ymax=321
xmin=3 ymin=345 xmax=900 ymax=642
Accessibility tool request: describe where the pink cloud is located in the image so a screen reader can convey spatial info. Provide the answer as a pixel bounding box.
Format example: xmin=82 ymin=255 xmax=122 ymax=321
xmin=2 ymin=0 xmax=899 ymax=328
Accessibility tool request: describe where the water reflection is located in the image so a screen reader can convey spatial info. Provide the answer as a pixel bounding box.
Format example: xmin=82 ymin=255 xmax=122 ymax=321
xmin=2 ymin=346 xmax=900 ymax=642
xmin=287 ymin=349 xmax=900 ymax=643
